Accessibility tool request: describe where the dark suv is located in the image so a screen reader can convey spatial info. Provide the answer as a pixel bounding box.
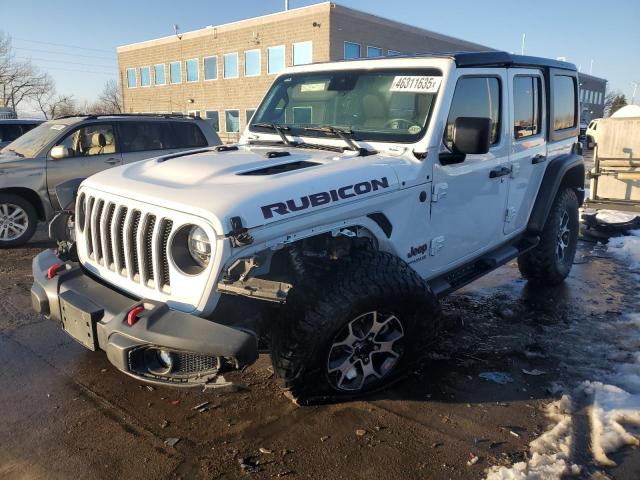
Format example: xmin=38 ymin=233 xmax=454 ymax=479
xmin=0 ymin=119 xmax=44 ymax=150
xmin=0 ymin=114 xmax=220 ymax=247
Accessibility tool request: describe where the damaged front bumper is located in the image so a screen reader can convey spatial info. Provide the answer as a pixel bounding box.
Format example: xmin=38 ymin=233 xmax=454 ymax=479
xmin=31 ymin=249 xmax=258 ymax=387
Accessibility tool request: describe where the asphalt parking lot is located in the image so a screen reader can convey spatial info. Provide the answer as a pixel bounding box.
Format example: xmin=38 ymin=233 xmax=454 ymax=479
xmin=1 ymin=213 xmax=639 ymax=479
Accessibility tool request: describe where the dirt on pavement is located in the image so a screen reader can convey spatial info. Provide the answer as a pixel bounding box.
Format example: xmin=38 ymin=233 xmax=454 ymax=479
xmin=0 ymin=226 xmax=638 ymax=480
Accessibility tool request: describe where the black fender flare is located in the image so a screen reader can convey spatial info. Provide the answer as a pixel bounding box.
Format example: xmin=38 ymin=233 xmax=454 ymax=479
xmin=527 ymin=153 xmax=585 ymax=234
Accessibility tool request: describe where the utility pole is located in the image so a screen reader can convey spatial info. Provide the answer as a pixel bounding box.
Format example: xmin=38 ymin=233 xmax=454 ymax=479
xmin=589 ymin=59 xmax=594 ymax=75
xmin=632 ymin=81 xmax=639 ymax=105
xmin=285 ymin=0 xmax=289 ymax=10
xmin=521 ymin=33 xmax=526 ymax=55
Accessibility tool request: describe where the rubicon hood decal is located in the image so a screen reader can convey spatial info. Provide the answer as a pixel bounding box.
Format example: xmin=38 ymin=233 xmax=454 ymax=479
xmin=261 ymin=177 xmax=390 ymax=219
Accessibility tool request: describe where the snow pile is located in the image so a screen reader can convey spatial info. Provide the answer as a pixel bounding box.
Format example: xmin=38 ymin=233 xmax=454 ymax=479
xmin=607 ymin=229 xmax=640 ymax=271
xmin=485 ymin=395 xmax=580 ymax=480
xmin=594 ymin=209 xmax=639 ymax=224
xmin=582 ymin=381 xmax=640 ymax=466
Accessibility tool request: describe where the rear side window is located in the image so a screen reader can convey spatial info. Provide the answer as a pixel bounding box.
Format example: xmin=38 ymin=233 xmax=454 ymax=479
xmin=171 ymin=122 xmax=207 ymax=148
xmin=445 ymin=76 xmax=501 ymax=149
xmin=119 ymin=122 xmax=175 ymax=152
xmin=513 ymin=76 xmax=542 ymax=139
xmin=552 ymin=76 xmax=577 ymax=131
xmin=0 ymin=124 xmax=25 ymax=142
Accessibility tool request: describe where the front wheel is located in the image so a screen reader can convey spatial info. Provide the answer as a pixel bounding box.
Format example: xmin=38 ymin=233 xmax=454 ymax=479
xmin=517 ymin=188 xmax=579 ymax=285
xmin=270 ymin=250 xmax=441 ymax=405
xmin=0 ymin=194 xmax=38 ymax=248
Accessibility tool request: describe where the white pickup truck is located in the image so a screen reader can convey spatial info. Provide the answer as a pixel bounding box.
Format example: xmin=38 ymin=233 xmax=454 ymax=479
xmin=31 ymin=52 xmax=584 ymax=404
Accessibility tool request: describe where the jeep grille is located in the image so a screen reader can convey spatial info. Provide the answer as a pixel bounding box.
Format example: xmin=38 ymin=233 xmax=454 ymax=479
xmin=79 ymin=193 xmax=174 ymax=292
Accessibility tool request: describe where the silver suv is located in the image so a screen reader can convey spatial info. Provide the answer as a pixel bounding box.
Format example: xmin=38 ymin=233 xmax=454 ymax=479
xmin=0 ymin=114 xmax=220 ymax=247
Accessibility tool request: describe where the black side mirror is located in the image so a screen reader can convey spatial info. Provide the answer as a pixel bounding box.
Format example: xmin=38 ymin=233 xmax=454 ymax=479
xmin=452 ymin=117 xmax=491 ymax=155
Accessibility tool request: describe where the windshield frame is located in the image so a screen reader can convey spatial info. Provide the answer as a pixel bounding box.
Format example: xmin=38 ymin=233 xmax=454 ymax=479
xmin=3 ymin=121 xmax=71 ymax=158
xmin=248 ymin=67 xmax=443 ymax=145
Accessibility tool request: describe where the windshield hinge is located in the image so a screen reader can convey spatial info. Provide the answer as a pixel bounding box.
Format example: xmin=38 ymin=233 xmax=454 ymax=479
xmin=228 ymin=216 xmax=253 ymax=247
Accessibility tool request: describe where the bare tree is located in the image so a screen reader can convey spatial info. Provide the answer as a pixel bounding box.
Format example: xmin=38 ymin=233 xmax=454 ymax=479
xmin=90 ymin=79 xmax=123 ymax=114
xmin=0 ymin=32 xmax=55 ymax=113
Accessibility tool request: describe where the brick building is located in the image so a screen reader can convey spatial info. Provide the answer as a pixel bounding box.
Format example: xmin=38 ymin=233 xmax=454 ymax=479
xmin=117 ymin=2 xmax=489 ymax=142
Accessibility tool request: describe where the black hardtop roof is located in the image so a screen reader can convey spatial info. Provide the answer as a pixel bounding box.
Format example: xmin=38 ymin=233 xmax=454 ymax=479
xmin=347 ymin=50 xmax=577 ymax=72
xmin=0 ymin=118 xmax=44 ymax=124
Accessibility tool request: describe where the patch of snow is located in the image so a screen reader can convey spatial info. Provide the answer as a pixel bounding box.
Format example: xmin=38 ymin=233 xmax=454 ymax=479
xmin=607 ymin=229 xmax=640 ymax=270
xmin=582 ymin=381 xmax=640 ymax=466
xmin=485 ymin=396 xmax=580 ymax=480
xmin=594 ymin=209 xmax=639 ymax=224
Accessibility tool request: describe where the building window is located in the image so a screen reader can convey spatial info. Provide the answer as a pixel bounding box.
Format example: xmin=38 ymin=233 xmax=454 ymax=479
xmin=367 ymin=46 xmax=383 ymax=58
xmin=513 ymin=76 xmax=542 ymax=139
xmin=154 ymin=64 xmax=166 ymax=85
xmin=292 ymin=41 xmax=312 ymax=66
xmin=446 ymin=76 xmax=501 ymax=148
xmin=292 ymin=106 xmax=312 ymax=124
xmin=244 ymin=49 xmax=261 ymax=77
xmin=187 ymin=110 xmax=201 ymax=118
xmin=186 ymin=58 xmax=199 ymax=82
xmin=223 ymin=53 xmax=239 ymax=79
xmin=344 ymin=42 xmax=361 ymax=59
xmin=205 ymin=111 xmax=219 ymax=131
xmin=387 ymin=50 xmax=402 ymax=56
xmin=126 ymin=68 xmax=136 ymax=88
xmin=268 ymin=45 xmax=286 ymax=74
xmin=139 ymin=66 xmax=151 ymax=87
xmin=203 ymin=56 xmax=217 ymax=81
xmin=246 ymin=108 xmax=256 ymax=124
xmin=553 ymin=75 xmax=577 ymax=130
xmin=169 ymin=61 xmax=182 ymax=84
xmin=225 ymin=110 xmax=240 ymax=132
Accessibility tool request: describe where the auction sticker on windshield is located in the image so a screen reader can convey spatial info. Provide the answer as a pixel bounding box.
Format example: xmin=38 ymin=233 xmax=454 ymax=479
xmin=390 ymin=76 xmax=441 ymax=93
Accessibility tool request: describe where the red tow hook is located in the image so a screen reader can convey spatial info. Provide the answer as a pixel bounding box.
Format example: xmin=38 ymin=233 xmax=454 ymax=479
xmin=127 ymin=306 xmax=145 ymax=326
xmin=46 ymin=263 xmax=64 ymax=280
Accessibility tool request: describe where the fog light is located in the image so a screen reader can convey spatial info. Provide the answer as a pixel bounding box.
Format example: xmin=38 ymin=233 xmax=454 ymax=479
xmin=157 ymin=349 xmax=174 ymax=371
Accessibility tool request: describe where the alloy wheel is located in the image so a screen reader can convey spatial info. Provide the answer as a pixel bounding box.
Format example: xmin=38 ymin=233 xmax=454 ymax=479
xmin=0 ymin=203 xmax=29 ymax=241
xmin=327 ymin=311 xmax=405 ymax=392
xmin=556 ymin=210 xmax=571 ymax=262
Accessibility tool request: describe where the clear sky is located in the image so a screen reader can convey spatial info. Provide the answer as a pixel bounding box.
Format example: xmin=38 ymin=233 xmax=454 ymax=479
xmin=3 ymin=0 xmax=639 ymax=112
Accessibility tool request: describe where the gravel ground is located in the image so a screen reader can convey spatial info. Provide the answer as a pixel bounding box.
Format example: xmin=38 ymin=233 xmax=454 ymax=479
xmin=0 ymin=218 xmax=638 ymax=479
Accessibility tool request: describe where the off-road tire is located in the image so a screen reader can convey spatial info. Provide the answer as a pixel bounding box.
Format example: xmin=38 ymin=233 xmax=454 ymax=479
xmin=0 ymin=193 xmax=38 ymax=248
xmin=270 ymin=249 xmax=441 ymax=405
xmin=517 ymin=188 xmax=579 ymax=285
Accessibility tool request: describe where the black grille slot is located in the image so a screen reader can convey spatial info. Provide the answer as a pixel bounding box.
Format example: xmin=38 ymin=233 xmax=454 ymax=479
xmin=115 ymin=207 xmax=128 ymax=274
xmin=172 ymin=352 xmax=219 ymax=375
xmin=144 ymin=216 xmax=156 ymax=283
xmin=159 ymin=219 xmax=173 ymax=289
xmin=94 ymin=200 xmax=105 ymax=263
xmin=86 ymin=197 xmax=95 ymax=256
xmin=104 ymin=203 xmax=116 ymax=269
xmin=130 ymin=210 xmax=141 ymax=277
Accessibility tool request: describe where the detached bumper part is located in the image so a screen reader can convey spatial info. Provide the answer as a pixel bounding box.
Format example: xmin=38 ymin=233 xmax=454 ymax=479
xmin=31 ymin=249 xmax=258 ymax=387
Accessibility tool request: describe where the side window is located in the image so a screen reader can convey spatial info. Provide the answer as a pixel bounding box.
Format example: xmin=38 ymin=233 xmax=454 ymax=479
xmin=205 ymin=111 xmax=219 ymax=132
xmin=58 ymin=124 xmax=116 ymax=157
xmin=0 ymin=124 xmax=24 ymax=142
xmin=119 ymin=122 xmax=173 ymax=152
xmin=445 ymin=76 xmax=501 ymax=149
xmin=171 ymin=122 xmax=208 ymax=148
xmin=553 ymin=76 xmax=577 ymax=131
xmin=513 ymin=76 xmax=542 ymax=139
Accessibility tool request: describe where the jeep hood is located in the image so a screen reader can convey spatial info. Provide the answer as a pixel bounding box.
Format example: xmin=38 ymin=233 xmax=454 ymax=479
xmin=82 ymin=146 xmax=402 ymax=234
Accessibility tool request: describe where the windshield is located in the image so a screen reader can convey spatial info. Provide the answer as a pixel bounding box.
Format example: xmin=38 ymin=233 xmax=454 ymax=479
xmin=250 ymin=68 xmax=442 ymax=143
xmin=3 ymin=121 xmax=69 ymax=157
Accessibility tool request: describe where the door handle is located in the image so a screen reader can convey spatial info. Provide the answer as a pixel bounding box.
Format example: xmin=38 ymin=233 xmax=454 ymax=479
xmin=531 ymin=154 xmax=547 ymax=164
xmin=489 ymin=166 xmax=511 ymax=178
xmin=104 ymin=158 xmax=120 ymax=165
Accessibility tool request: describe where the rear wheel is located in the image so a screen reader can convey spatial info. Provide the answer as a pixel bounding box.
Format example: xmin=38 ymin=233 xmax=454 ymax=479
xmin=270 ymin=250 xmax=441 ymax=405
xmin=0 ymin=194 xmax=37 ymax=248
xmin=517 ymin=188 xmax=579 ymax=285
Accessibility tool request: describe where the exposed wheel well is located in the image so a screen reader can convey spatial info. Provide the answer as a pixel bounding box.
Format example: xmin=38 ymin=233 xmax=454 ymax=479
xmin=559 ymin=164 xmax=585 ymax=206
xmin=0 ymin=188 xmax=45 ymax=221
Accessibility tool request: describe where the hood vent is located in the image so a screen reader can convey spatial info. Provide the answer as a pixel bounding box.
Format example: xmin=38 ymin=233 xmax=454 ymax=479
xmin=240 ymin=160 xmax=320 ymax=176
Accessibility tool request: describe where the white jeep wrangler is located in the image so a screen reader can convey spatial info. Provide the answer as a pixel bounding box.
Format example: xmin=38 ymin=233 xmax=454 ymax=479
xmin=31 ymin=52 xmax=584 ymax=404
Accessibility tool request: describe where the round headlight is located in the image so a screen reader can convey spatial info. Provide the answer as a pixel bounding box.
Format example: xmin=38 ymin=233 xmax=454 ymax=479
xmin=187 ymin=226 xmax=211 ymax=267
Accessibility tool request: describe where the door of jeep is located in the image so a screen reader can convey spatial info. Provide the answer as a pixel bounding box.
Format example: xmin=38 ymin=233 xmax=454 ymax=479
xmin=504 ymin=69 xmax=547 ymax=235
xmin=428 ymin=70 xmax=510 ymax=274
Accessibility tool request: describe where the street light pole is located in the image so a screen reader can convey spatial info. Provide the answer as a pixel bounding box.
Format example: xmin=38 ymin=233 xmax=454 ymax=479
xmin=632 ymin=81 xmax=639 ymax=105
xmin=521 ymin=33 xmax=526 ymax=55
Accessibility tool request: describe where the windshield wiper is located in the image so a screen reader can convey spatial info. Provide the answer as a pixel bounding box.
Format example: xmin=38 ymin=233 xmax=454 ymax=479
xmin=252 ymin=122 xmax=298 ymax=147
xmin=4 ymin=148 xmax=24 ymax=158
xmin=303 ymin=126 xmax=375 ymax=156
